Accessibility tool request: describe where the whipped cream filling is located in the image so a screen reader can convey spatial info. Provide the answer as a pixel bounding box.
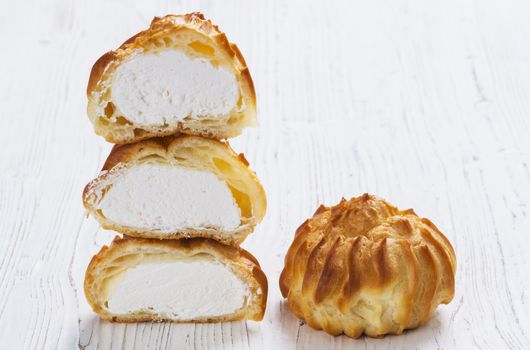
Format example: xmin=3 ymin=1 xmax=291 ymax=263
xmin=107 ymin=260 xmax=248 ymax=319
xmin=111 ymin=50 xmax=239 ymax=125
xmin=98 ymin=164 xmax=241 ymax=232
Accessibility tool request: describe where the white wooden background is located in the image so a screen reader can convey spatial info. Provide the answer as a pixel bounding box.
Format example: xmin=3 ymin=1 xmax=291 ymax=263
xmin=1 ymin=0 xmax=530 ymax=349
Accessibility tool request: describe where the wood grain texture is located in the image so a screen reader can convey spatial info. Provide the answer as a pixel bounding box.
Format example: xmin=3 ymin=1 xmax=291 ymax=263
xmin=1 ymin=0 xmax=529 ymax=349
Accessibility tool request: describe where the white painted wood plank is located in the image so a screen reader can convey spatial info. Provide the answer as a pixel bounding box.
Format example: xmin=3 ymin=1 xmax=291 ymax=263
xmin=0 ymin=0 xmax=529 ymax=349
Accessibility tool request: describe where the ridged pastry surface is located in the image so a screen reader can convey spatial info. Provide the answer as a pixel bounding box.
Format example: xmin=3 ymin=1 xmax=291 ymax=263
xmin=279 ymin=194 xmax=456 ymax=338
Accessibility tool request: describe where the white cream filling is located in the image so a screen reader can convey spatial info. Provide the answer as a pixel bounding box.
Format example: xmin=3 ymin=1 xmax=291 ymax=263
xmin=98 ymin=164 xmax=241 ymax=232
xmin=107 ymin=260 xmax=248 ymax=319
xmin=111 ymin=50 xmax=239 ymax=126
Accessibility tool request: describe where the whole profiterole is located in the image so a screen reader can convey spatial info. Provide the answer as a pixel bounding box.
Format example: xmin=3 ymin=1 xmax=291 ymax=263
xmin=279 ymin=194 xmax=456 ymax=338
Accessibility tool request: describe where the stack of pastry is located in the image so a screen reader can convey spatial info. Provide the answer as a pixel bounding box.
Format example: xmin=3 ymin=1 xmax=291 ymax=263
xmin=82 ymin=13 xmax=268 ymax=323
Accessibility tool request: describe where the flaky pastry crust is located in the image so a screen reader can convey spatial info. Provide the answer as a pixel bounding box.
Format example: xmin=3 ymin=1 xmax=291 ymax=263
xmin=87 ymin=12 xmax=256 ymax=144
xmin=82 ymin=135 xmax=266 ymax=245
xmin=85 ymin=236 xmax=268 ymax=322
xmin=279 ymin=194 xmax=456 ymax=338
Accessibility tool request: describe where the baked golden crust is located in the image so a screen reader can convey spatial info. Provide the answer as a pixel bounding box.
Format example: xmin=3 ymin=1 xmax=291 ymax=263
xmin=279 ymin=194 xmax=456 ymax=338
xmin=85 ymin=236 xmax=268 ymax=322
xmin=87 ymin=12 xmax=257 ymax=144
xmin=82 ymin=135 xmax=266 ymax=245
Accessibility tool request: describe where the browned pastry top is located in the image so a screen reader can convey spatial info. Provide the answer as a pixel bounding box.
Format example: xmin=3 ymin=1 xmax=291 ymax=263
xmin=280 ymin=194 xmax=456 ymax=338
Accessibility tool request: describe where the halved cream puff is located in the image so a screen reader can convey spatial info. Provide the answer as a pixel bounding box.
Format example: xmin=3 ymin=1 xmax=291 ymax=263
xmin=83 ymin=135 xmax=266 ymax=245
xmin=87 ymin=13 xmax=256 ymax=144
xmin=85 ymin=236 xmax=268 ymax=322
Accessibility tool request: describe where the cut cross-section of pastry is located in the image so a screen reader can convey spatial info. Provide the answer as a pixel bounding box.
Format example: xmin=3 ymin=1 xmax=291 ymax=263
xmin=87 ymin=12 xmax=256 ymax=144
xmin=85 ymin=236 xmax=268 ymax=322
xmin=82 ymin=135 xmax=266 ymax=245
